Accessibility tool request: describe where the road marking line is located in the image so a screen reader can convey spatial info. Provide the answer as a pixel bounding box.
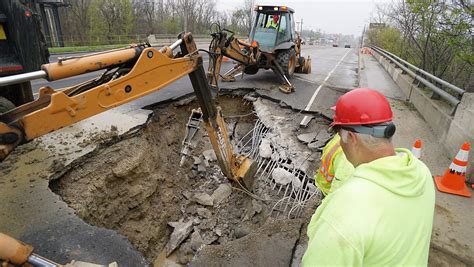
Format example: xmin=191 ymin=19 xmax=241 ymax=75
xmin=300 ymin=49 xmax=351 ymax=126
xmin=294 ymin=76 xmax=318 ymax=84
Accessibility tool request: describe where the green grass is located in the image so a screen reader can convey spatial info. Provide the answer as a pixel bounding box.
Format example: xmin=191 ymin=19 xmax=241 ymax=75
xmin=48 ymin=44 xmax=130 ymax=54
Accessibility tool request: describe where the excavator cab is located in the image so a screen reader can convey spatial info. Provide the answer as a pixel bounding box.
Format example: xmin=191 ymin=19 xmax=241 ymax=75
xmin=249 ymin=6 xmax=296 ymax=53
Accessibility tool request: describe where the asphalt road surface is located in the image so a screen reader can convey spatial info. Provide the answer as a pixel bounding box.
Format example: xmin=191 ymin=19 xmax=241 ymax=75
xmin=1 ymin=44 xmax=359 ymax=265
xmin=33 ymin=45 xmax=357 ymax=114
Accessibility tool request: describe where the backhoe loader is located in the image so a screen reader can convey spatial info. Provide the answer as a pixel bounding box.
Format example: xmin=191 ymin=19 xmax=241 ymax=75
xmin=0 ymin=32 xmax=257 ymax=187
xmin=207 ymin=5 xmax=311 ymax=94
xmin=0 ymin=33 xmax=258 ymax=266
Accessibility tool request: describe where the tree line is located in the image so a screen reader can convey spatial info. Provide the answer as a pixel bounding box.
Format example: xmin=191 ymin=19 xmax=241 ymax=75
xmin=58 ymin=0 xmax=255 ymax=46
xmin=366 ymin=0 xmax=472 ymax=90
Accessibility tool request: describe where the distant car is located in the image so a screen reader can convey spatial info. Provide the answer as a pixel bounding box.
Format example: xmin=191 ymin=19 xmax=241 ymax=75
xmin=344 ymin=44 xmax=351 ymax=48
xmin=332 ymin=44 xmax=338 ymax=47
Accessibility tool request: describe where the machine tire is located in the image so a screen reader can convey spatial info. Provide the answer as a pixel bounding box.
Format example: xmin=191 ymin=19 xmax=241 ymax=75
xmin=276 ymin=48 xmax=296 ymax=77
xmin=244 ymin=65 xmax=259 ymax=75
xmin=0 ymin=97 xmax=15 ymax=114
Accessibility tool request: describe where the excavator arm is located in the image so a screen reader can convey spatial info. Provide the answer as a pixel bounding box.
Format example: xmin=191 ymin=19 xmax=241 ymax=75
xmin=207 ymin=28 xmax=295 ymax=93
xmin=0 ymin=32 xmax=256 ymax=188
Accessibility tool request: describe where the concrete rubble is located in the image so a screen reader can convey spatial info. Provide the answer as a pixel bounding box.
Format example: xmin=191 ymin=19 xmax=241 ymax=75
xmin=202 ymin=149 xmax=217 ymax=162
xmin=211 ymin=183 xmax=232 ymax=205
xmin=272 ymin=167 xmax=297 ymax=186
xmin=192 ymin=193 xmax=214 ymax=207
xmin=6 ymin=94 xmax=322 ymax=266
xmin=259 ymin=138 xmax=273 ymax=158
xmin=166 ymin=220 xmax=194 ymax=256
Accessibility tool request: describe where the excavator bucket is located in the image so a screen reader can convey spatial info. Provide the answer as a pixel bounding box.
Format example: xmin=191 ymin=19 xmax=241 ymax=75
xmin=234 ymin=154 xmax=259 ymax=190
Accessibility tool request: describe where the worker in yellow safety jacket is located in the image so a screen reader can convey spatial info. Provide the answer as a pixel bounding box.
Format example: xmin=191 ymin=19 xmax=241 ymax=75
xmin=266 ymin=14 xmax=279 ymax=29
xmin=315 ymin=133 xmax=354 ymax=196
xmin=302 ymin=88 xmax=435 ymax=266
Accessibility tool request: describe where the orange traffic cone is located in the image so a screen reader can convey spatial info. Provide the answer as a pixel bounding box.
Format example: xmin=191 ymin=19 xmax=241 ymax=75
xmin=411 ymin=139 xmax=422 ymax=159
xmin=223 ymin=56 xmax=230 ymax=62
xmin=434 ymin=142 xmax=471 ymax=197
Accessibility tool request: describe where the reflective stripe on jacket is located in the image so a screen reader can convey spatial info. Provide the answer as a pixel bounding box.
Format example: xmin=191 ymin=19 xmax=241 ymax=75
xmin=315 ymin=133 xmax=353 ymax=195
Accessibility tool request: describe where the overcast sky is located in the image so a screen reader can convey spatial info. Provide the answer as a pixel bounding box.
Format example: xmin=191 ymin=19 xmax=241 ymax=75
xmin=216 ymin=0 xmax=390 ymax=36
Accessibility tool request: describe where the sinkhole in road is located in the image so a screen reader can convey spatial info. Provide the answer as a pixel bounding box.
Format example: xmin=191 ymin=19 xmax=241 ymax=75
xmin=49 ymin=93 xmax=321 ymax=265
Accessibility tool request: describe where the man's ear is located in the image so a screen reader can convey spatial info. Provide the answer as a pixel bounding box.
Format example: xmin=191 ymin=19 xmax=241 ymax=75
xmin=348 ymin=131 xmax=358 ymax=145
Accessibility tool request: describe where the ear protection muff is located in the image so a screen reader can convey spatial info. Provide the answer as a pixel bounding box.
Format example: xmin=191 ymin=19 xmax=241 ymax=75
xmin=342 ymin=122 xmax=396 ymax=139
xmin=383 ymin=123 xmax=396 ymax=138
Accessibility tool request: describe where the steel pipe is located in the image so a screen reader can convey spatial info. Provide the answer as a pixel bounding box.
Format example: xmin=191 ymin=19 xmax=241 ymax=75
xmin=169 ymin=38 xmax=183 ymax=50
xmin=28 ymin=254 xmax=58 ymax=267
xmin=0 ymin=70 xmax=47 ymax=87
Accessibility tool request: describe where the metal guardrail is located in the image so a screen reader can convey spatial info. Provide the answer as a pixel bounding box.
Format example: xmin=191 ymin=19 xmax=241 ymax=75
xmin=370 ymin=46 xmax=465 ymax=114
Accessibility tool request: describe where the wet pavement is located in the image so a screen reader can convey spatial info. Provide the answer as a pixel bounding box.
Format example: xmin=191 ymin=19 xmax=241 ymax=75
xmin=360 ymin=52 xmax=474 ymax=265
xmin=3 ymin=44 xmax=355 ymax=264
xmin=0 ymin=107 xmax=150 ymax=265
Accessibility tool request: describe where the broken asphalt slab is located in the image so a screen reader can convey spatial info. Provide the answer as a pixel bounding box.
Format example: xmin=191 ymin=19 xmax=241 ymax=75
xmin=0 ymin=108 xmax=151 ymax=265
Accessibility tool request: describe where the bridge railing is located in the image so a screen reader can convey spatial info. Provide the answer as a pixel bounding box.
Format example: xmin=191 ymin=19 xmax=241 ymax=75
xmin=370 ymin=46 xmax=465 ymax=115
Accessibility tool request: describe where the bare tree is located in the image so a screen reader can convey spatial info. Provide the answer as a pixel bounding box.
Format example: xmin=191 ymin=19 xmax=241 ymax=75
xmin=59 ymin=0 xmax=92 ymax=45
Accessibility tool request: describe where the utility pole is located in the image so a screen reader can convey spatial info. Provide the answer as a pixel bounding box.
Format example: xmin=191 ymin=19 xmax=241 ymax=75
xmin=300 ymin=18 xmax=303 ymax=34
xmin=296 ymin=21 xmax=301 ymax=33
xmin=360 ymin=25 xmax=366 ymax=48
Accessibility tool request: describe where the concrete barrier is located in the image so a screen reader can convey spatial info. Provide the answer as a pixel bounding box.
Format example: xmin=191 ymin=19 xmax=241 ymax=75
xmin=371 ymin=49 xmax=473 ymax=175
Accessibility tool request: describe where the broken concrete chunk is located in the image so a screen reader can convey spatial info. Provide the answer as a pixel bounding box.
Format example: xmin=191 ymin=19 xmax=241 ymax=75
xmin=243 ymin=199 xmax=263 ymax=221
xmin=243 ymin=94 xmax=257 ymax=102
xmin=292 ymin=176 xmax=302 ymax=189
xmin=196 ymin=207 xmax=212 ymax=219
xmin=259 ymin=138 xmax=272 ymax=158
xmin=308 ymin=139 xmax=326 ymax=150
xmin=202 ymin=149 xmax=217 ymax=162
xmin=252 ymin=199 xmax=263 ymax=214
xmin=211 ymin=183 xmax=232 ymax=205
xmin=193 ymin=156 xmax=202 ymax=165
xmin=197 ymin=164 xmax=206 ymax=173
xmin=166 ymin=220 xmax=193 ymax=256
xmin=202 ymin=234 xmax=219 ymax=245
xmin=271 ymin=152 xmax=280 ymax=161
xmin=198 ymin=217 xmax=217 ymax=230
xmin=279 ymin=150 xmax=288 ymax=161
xmin=307 ymin=183 xmax=318 ymax=193
xmin=192 ymin=193 xmax=214 ymax=206
xmin=190 ymin=230 xmax=204 ymax=251
xmin=316 ymin=130 xmax=332 ymax=142
xmin=297 ymin=132 xmax=317 ymax=144
xmin=234 ymin=225 xmax=251 ymax=239
xmin=272 ymin=167 xmax=296 ymax=186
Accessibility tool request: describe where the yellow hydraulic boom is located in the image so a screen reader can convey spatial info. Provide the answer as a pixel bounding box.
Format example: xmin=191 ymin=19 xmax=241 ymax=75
xmin=0 ymin=33 xmax=257 ymax=188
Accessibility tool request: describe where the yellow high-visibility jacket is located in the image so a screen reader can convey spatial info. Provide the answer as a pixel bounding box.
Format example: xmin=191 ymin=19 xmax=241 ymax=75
xmin=303 ymin=148 xmax=435 ymax=266
xmin=314 ymin=133 xmax=354 ymax=195
xmin=266 ymin=19 xmax=279 ymax=29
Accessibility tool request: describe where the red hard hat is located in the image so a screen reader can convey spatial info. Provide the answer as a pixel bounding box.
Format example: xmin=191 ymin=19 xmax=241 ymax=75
xmin=331 ymin=88 xmax=393 ymax=126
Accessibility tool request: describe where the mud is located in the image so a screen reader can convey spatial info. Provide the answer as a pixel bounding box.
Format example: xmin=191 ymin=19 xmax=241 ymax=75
xmin=49 ymin=94 xmax=323 ymax=265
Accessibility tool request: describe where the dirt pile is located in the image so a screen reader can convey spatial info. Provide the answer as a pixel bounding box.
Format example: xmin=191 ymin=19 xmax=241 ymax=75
xmin=49 ymin=94 xmax=325 ymax=265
